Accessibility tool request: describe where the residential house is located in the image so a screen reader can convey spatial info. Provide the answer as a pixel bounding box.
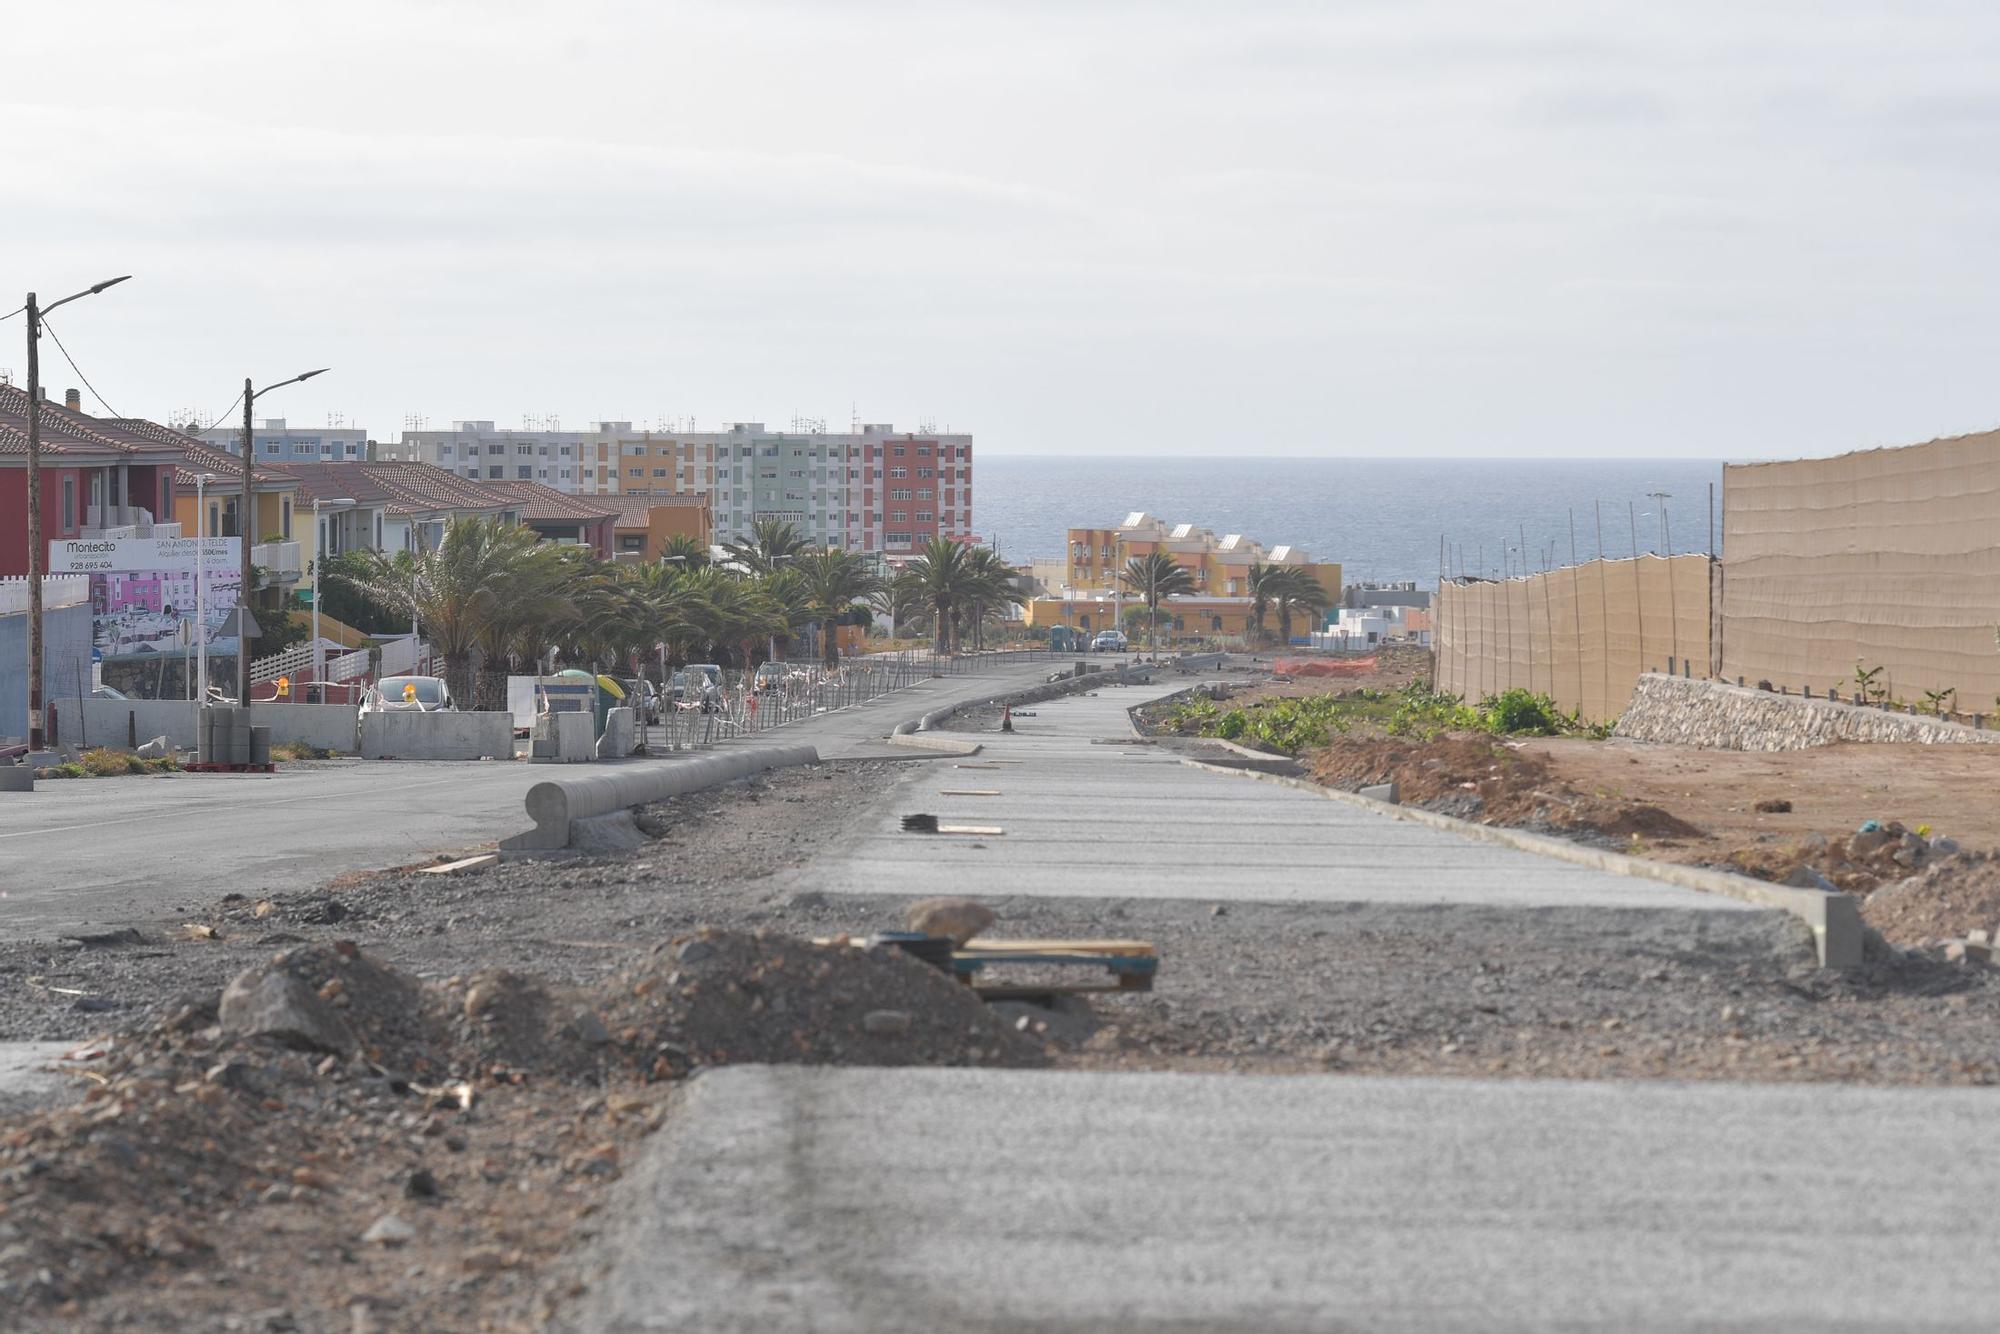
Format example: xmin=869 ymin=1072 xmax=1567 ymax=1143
xmin=264 ymin=461 xmax=519 ymax=557
xmin=0 ymin=386 xmax=186 ymax=576
xmin=605 ymin=494 xmax=713 ymax=562
xmin=477 ymin=481 xmax=617 ymax=556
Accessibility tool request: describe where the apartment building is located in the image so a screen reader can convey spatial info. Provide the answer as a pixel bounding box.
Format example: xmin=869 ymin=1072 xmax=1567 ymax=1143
xmin=199 ymin=417 xmax=370 ymax=464
xmin=404 ymin=419 xmax=974 ymax=555
xmin=1062 ymin=513 xmax=1341 ymax=605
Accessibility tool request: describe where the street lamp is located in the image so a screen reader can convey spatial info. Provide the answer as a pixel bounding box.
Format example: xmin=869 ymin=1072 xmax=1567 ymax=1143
xmin=311 ymin=495 xmax=355 ymax=701
xmin=236 ymin=368 xmax=328 ymax=714
xmin=22 ymin=275 xmax=130 ymax=749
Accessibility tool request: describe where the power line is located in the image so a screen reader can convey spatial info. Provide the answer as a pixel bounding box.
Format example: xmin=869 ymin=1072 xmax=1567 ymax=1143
xmin=38 ymin=316 xmax=121 ymax=418
xmin=201 ymin=391 xmax=245 ymax=434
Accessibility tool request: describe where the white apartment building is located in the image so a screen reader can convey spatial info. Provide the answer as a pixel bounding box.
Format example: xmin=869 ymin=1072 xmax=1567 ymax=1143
xmin=403 ymin=419 xmax=975 ymax=555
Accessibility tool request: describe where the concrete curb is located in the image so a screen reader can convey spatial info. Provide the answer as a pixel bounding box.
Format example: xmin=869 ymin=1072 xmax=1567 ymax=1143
xmin=887 ymin=733 xmax=984 ymax=756
xmin=1175 ymin=758 xmax=1863 ymax=970
xmin=502 ymin=744 xmax=821 ymax=851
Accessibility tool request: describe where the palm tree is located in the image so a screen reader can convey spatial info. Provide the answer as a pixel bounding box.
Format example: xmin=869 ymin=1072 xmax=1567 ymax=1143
xmin=339 ymin=516 xmax=551 ymax=704
xmin=896 ymin=537 xmax=975 ymax=655
xmin=656 ymin=534 xmax=710 ymax=570
xmin=1247 ymin=561 xmax=1279 ymax=645
xmin=1120 ymin=551 xmax=1196 ymax=657
xmin=721 ymin=518 xmax=808 ymax=576
xmin=470 ymin=542 xmax=577 ymax=708
xmin=795 ymin=549 xmax=884 ymax=668
xmin=1268 ymin=566 xmax=1331 ymax=646
xmin=957 ymin=546 xmax=1015 ymax=651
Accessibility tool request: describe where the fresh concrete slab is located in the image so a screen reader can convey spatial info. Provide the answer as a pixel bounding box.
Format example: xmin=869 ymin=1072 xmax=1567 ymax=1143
xmin=571 ymin=1065 xmax=2000 ymax=1333
xmin=801 ymin=685 xmax=1761 ymax=914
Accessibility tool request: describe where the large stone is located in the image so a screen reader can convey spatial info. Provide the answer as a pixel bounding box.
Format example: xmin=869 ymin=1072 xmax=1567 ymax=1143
xmin=902 ymin=897 xmax=996 ymax=946
xmin=135 ymin=736 xmax=172 ymax=760
xmin=219 ymin=967 xmax=355 ymax=1055
xmin=1782 ymin=865 xmax=1839 ymax=893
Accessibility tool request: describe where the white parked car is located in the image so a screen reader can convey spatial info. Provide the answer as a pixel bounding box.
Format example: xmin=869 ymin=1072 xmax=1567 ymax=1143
xmin=360 ymin=675 xmax=455 ymax=715
xmin=1092 ymin=630 xmax=1129 ymax=653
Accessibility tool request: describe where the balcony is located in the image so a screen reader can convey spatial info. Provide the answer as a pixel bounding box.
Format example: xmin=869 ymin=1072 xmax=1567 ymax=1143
xmin=251 ymin=540 xmax=302 ymax=585
xmin=82 ymin=505 xmax=180 ymax=540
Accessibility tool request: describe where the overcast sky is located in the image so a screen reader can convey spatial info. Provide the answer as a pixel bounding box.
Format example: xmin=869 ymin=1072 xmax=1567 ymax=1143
xmin=7 ymin=0 xmax=1999 ymax=457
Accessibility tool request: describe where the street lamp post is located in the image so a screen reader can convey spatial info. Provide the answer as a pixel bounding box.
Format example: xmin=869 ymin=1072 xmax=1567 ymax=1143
xmin=195 ymin=474 xmax=207 ymax=703
xmin=235 ymin=368 xmax=328 ymax=715
xmin=311 ymin=495 xmax=355 ymax=702
xmin=22 ymin=275 xmax=130 ymax=749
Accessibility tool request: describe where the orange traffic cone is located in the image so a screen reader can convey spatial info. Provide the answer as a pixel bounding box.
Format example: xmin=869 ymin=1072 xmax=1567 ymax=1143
xmin=1001 ymin=706 xmax=1014 ymax=733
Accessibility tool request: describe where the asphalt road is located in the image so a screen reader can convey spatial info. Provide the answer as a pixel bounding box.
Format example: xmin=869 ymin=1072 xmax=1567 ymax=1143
xmin=573 ymin=1065 xmax=2000 ymax=1332
xmin=0 ymin=655 xmax=1073 ymax=940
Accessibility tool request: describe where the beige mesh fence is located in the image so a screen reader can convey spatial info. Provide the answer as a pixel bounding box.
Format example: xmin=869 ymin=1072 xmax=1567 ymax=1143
xmin=1436 ymin=555 xmax=1714 ymax=722
xmin=1720 ymin=431 xmax=2000 ymax=710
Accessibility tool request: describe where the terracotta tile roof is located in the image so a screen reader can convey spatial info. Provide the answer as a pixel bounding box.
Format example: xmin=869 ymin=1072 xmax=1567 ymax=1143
xmin=603 ymin=493 xmax=711 ymax=528
xmin=164 ymin=436 xmax=296 ymax=490
xmin=264 ymin=461 xmax=515 ymax=518
xmin=0 ymin=387 xmax=188 ymax=462
xmin=477 ymin=480 xmax=618 ymax=523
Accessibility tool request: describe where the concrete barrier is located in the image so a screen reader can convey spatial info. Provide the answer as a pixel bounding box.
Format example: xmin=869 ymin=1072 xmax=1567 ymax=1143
xmin=597 ymin=707 xmax=636 ymax=759
xmin=532 ymin=710 xmax=595 ymax=763
xmin=503 ymin=743 xmax=820 ymax=850
xmin=50 ymin=698 xmax=201 ymax=751
xmin=255 ymin=703 xmax=361 ymax=753
xmin=360 ymin=710 xmax=514 ymax=761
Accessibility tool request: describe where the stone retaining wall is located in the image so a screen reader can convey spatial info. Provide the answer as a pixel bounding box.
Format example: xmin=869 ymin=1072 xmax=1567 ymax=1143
xmin=1615 ymin=674 xmax=2000 ymax=751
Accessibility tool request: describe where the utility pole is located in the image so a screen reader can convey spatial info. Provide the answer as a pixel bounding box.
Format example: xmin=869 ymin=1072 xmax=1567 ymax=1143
xmin=234 ymin=367 xmax=330 ymax=715
xmin=25 ymin=293 xmax=43 ymax=750
xmin=239 ymin=377 xmax=254 ymax=713
xmin=22 ymin=275 xmax=128 ymax=749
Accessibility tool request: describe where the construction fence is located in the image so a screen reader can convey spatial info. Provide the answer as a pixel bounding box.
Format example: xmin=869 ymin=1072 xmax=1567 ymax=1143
xmin=1719 ymin=430 xmax=2000 ymax=713
xmin=1435 ymin=427 xmax=2000 ymax=723
xmin=1436 ymin=555 xmax=1713 ymax=723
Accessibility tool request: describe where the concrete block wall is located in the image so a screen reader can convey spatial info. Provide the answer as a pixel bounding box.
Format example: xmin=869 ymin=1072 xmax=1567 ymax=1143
xmin=1 ymin=603 xmax=95 ymax=743
xmin=1616 ymin=675 xmax=2000 ymax=752
xmin=51 ymin=698 xmax=202 ymax=751
xmin=360 ymin=710 xmax=514 ymax=760
xmin=255 ymin=703 xmax=361 ymax=753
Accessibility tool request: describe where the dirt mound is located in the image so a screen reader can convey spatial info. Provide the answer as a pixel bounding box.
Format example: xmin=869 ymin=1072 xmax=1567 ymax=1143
xmin=1723 ymin=823 xmax=1957 ymax=896
xmin=1863 ymin=852 xmax=2000 ymax=945
xmin=2 ymin=930 xmax=1040 ymax=1316
xmin=1307 ymin=732 xmax=1703 ymax=843
xmin=600 ymin=929 xmax=1045 ymax=1071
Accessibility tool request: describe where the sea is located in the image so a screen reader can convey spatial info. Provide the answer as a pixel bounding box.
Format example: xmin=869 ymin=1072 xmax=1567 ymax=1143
xmin=976 ymin=456 xmax=1729 ymax=588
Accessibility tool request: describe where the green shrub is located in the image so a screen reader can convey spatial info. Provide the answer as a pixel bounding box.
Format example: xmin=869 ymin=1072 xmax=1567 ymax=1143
xmin=1480 ymin=688 xmax=1567 ymax=736
xmin=1178 ymin=680 xmax=1601 ymax=754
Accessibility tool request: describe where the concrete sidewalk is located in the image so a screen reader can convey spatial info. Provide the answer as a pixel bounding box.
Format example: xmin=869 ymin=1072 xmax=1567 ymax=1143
xmin=799 ymin=682 xmax=1761 ymax=913
xmin=573 ymin=1065 xmax=2000 ymax=1332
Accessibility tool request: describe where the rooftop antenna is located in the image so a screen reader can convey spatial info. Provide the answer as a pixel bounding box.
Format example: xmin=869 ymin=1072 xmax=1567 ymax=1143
xmin=327 ymin=410 xmax=346 ymax=428
xmin=403 ymin=413 xmax=428 ymax=432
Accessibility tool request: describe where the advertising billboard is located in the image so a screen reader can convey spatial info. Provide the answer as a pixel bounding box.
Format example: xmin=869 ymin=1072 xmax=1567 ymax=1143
xmin=49 ymin=536 xmax=246 ymax=663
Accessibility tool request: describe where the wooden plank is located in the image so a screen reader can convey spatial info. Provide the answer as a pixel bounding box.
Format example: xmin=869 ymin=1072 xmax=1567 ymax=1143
xmin=959 ymin=938 xmax=1157 ymax=958
xmin=938 ymin=788 xmax=1002 ymax=796
xmin=417 ymin=853 xmax=500 ymax=876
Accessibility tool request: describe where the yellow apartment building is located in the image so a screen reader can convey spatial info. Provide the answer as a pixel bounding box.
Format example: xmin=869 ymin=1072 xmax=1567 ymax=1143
xmin=1058 ymin=513 xmax=1341 ymax=609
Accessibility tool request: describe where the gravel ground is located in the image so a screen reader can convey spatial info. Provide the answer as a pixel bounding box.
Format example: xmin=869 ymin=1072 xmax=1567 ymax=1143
xmin=10 ymin=757 xmax=2000 ymax=1086
xmin=12 ymin=750 xmax=2000 ymax=1328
